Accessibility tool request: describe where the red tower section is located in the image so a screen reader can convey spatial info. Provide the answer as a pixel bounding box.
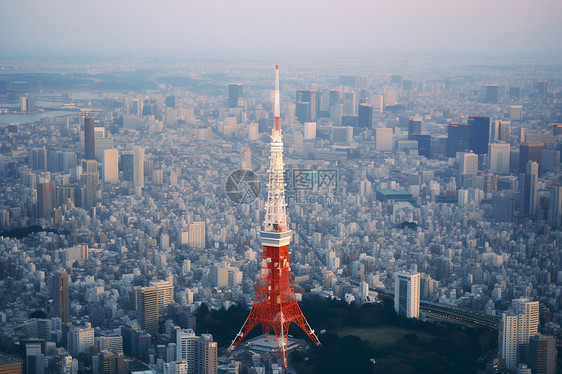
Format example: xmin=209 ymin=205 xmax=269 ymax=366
xmin=227 ymin=66 xmax=320 ymax=369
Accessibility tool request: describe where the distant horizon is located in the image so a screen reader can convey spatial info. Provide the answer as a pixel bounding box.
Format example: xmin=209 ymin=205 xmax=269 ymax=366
xmin=2 ymin=0 xmax=561 ymax=63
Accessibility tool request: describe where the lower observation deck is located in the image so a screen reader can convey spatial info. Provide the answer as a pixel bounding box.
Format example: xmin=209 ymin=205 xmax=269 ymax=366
xmin=260 ymin=230 xmax=292 ymax=247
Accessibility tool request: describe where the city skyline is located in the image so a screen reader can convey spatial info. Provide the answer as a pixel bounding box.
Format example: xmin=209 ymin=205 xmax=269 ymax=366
xmin=0 ymin=13 xmax=561 ymax=370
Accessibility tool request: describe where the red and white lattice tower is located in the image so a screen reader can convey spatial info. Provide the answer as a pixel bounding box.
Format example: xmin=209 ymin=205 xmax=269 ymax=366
xmin=227 ymin=65 xmax=320 ymax=369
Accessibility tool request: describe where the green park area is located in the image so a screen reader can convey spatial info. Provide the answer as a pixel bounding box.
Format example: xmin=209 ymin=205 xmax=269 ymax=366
xmin=334 ymin=325 xmax=438 ymax=350
xmin=196 ymin=297 xmax=498 ymax=374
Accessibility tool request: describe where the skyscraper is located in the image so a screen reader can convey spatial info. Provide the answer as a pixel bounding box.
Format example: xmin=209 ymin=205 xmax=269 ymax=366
xmin=165 ymin=95 xmax=176 ymax=109
xmin=51 ymin=270 xmax=70 ymax=323
xmin=228 ymin=66 xmax=320 ymax=369
xmin=549 ymin=185 xmax=562 ymax=229
xmin=459 ymin=152 xmax=478 ymax=175
xmin=519 ymin=142 xmax=543 ymax=173
xmin=528 ymin=334 xmax=557 ymax=374
xmin=394 ymin=273 xmax=420 ymax=319
xmin=537 ymin=80 xmax=548 ymax=97
xmin=84 ymin=116 xmax=96 ymax=160
xmin=468 ymin=116 xmax=490 ymax=155
xmin=499 ymin=298 xmax=539 ymax=370
xmin=150 ymin=279 xmax=174 ymax=320
xmin=228 ymin=84 xmax=243 ymax=108
xmin=357 ymin=103 xmax=372 ymax=129
xmin=446 ymin=122 xmax=470 ymax=158
xmin=135 ymin=287 xmax=159 ymax=335
xmin=520 ymin=161 xmax=539 ymax=216
xmin=512 ymin=298 xmax=539 ymax=362
xmin=24 ymin=342 xmax=44 ymax=374
xmin=492 ymin=120 xmax=511 ymax=142
xmin=133 ymin=147 xmax=145 ymax=189
xmin=485 ymin=84 xmax=499 ymax=103
xmin=69 ymin=323 xmax=95 ymax=356
xmin=375 ymin=128 xmax=393 ymax=151
xmin=37 ymin=183 xmax=54 ymax=219
xmin=175 ymin=329 xmax=196 ymax=374
xmin=189 ymin=222 xmax=205 ymax=249
xmin=135 ymin=280 xmax=174 ymax=336
xmin=194 ymin=335 xmax=217 ymax=374
xmin=510 ymin=105 xmax=523 ymax=121
xmin=295 ymin=90 xmax=318 ymax=123
xmin=499 ymin=312 xmax=520 ymax=371
xmin=328 ymin=90 xmax=341 ymax=107
xmin=103 ymin=149 xmax=119 ymax=184
xmin=408 ymin=119 xmax=422 ymax=139
xmin=488 ymin=143 xmax=511 ymax=174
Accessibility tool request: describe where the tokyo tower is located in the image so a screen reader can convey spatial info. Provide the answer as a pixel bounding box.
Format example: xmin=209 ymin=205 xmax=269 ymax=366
xmin=227 ymin=65 xmax=320 ymax=369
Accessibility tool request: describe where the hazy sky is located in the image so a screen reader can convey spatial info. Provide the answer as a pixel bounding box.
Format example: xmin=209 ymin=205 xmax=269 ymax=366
xmin=1 ymin=0 xmax=562 ymax=58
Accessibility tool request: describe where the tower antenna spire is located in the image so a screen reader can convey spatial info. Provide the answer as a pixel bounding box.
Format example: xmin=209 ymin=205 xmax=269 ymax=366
xmin=227 ymin=66 xmax=320 ymax=370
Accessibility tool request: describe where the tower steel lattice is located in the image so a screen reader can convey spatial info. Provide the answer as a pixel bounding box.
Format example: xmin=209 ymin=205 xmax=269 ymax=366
xmin=227 ymin=65 xmax=320 ymax=369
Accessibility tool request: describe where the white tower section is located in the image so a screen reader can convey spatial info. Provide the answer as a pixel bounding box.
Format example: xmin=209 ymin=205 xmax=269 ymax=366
xmin=263 ymin=65 xmax=289 ymax=234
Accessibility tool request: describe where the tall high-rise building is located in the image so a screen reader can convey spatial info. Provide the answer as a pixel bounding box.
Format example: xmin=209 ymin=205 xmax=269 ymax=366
xmin=408 ymin=119 xmax=422 ymax=139
xmin=488 ymin=143 xmax=511 ymax=174
xmin=24 ymin=342 xmax=44 ymax=374
xmin=103 ymin=149 xmax=119 ymax=184
xmin=510 ymin=105 xmax=523 ymax=121
xmin=520 ymin=161 xmax=539 ymax=216
xmin=189 ymin=222 xmax=205 ymax=249
xmin=135 ymin=287 xmax=159 ymax=335
xmin=528 ymin=334 xmax=557 ymax=374
xmin=492 ymin=120 xmax=511 ymax=142
xmin=499 ymin=312 xmax=521 ymax=371
xmin=135 ymin=280 xmax=174 ymax=336
xmin=175 ymin=329 xmax=196 ymax=374
xmin=549 ymin=185 xmax=562 ymax=229
xmin=537 ymin=81 xmax=548 ymax=97
xmin=150 ymin=279 xmax=174 ymax=320
xmin=295 ymin=90 xmax=318 ymax=123
xmin=120 ymin=153 xmax=134 ymax=182
xmin=499 ymin=298 xmax=539 ymax=370
xmin=194 ymin=335 xmax=217 ymax=374
xmin=51 ymin=270 xmax=70 ymax=323
xmin=519 ymin=142 xmax=544 ymax=173
xmin=228 ymin=84 xmax=243 ymax=108
xmin=133 ymin=147 xmax=145 ymax=189
xmin=446 ymin=122 xmax=470 ymax=158
xmin=69 ymin=323 xmax=95 ymax=356
xmin=485 ymin=84 xmax=499 ymax=103
xmin=80 ymin=160 xmax=99 ymax=208
xmin=468 ymin=116 xmax=490 ymax=155
xmin=357 ymin=104 xmax=372 ymax=129
xmin=328 ymin=90 xmax=341 ymax=107
xmin=19 ymin=97 xmax=28 ymax=112
xmin=84 ymin=116 xmax=96 ymax=160
xmin=394 ymin=273 xmax=420 ymax=319
xmin=459 ymin=152 xmax=478 ymax=175
xmin=375 ymin=128 xmax=393 ymax=151
xmin=37 ymin=183 xmax=54 ymax=219
xmin=165 ymin=96 xmax=176 ymax=109
xmin=512 ymin=298 xmax=539 ymax=362
xmin=510 ymin=86 xmax=521 ymax=98
xmin=228 ymin=66 xmax=320 ymax=369
xmin=552 ymin=123 xmax=562 ymax=136
xmin=303 ymin=122 xmax=316 ymax=140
